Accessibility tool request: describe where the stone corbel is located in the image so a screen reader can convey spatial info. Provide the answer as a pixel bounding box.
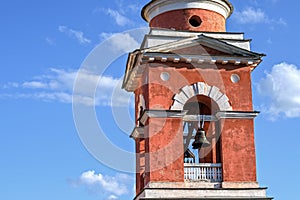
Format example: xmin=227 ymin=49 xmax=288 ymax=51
xmin=130 ymin=127 xmax=145 ymax=140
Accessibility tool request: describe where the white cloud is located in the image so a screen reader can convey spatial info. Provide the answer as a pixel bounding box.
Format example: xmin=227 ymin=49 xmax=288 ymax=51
xmin=45 ymin=37 xmax=55 ymax=45
xmin=94 ymin=1 xmax=140 ymax=27
xmin=278 ymin=17 xmax=287 ymax=26
xmin=74 ymin=69 xmax=133 ymax=107
xmin=58 ymin=25 xmax=91 ymax=44
xmin=1 ymin=82 xmax=19 ymax=89
xmin=257 ymin=62 xmax=300 ymax=119
xmin=114 ymin=0 xmax=140 ymax=13
xmin=106 ymin=9 xmax=132 ymax=26
xmin=23 ymin=81 xmax=48 ymax=89
xmin=232 ymin=7 xmax=287 ymax=26
xmin=74 ymin=170 xmax=132 ymax=198
xmin=108 ymin=195 xmax=118 ymax=200
xmin=0 ymin=68 xmax=132 ymax=107
xmin=233 ymin=7 xmax=268 ymax=24
xmin=99 ymin=32 xmax=140 ymax=52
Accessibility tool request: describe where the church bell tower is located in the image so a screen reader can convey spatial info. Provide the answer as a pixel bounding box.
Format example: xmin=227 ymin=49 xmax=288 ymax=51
xmin=122 ymin=0 xmax=272 ymax=199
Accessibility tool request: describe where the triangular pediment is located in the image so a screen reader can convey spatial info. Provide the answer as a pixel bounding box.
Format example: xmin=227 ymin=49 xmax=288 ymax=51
xmin=172 ymin=44 xmax=231 ymax=56
xmin=142 ymin=34 xmax=264 ymax=58
xmin=123 ymin=34 xmax=265 ymax=92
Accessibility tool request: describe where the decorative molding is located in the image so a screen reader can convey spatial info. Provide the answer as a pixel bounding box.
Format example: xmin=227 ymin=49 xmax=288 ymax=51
xmin=216 ymin=111 xmax=260 ymax=119
xmin=139 ymin=110 xmax=188 ymax=126
xmin=222 ymin=182 xmax=259 ymax=189
xmin=170 ymin=82 xmax=233 ymax=111
xmin=134 ymin=186 xmax=272 ymax=200
xmin=122 ymin=33 xmax=264 ymax=92
xmin=142 ymin=0 xmax=233 ymax=22
xmin=143 ymin=54 xmax=261 ymax=65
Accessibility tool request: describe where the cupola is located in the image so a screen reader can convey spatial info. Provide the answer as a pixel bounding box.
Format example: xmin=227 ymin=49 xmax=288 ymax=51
xmin=142 ymin=0 xmax=233 ymax=32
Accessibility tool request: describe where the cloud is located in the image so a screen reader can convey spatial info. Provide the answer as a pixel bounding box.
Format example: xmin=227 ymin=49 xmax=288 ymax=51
xmin=0 ymin=82 xmax=19 ymax=89
xmin=58 ymin=26 xmax=91 ymax=44
xmin=0 ymin=68 xmax=132 ymax=107
xmin=232 ymin=7 xmax=286 ymax=25
xmin=257 ymin=62 xmax=300 ymax=120
xmin=99 ymin=32 xmax=140 ymax=52
xmin=93 ymin=1 xmax=141 ymax=27
xmin=106 ymin=9 xmax=132 ymax=26
xmin=232 ymin=7 xmax=268 ymax=24
xmin=45 ymin=37 xmax=55 ymax=45
xmin=108 ymin=195 xmax=118 ymax=200
xmin=71 ymin=170 xmax=133 ymax=198
xmin=23 ymin=81 xmax=48 ymax=89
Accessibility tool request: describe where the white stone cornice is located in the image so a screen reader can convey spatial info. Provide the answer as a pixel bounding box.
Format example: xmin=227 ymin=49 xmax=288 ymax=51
xmin=142 ymin=0 xmax=234 ymax=22
xmin=216 ymin=111 xmax=260 ymax=119
xmin=143 ymin=53 xmax=261 ymax=65
xmin=139 ymin=110 xmax=188 ymax=126
xmin=135 ymin=185 xmax=272 ymax=199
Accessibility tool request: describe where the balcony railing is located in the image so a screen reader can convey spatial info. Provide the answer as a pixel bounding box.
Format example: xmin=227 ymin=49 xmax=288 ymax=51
xmin=184 ymin=163 xmax=222 ymax=182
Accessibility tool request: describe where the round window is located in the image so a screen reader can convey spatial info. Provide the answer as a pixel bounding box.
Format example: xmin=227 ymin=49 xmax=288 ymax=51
xmin=160 ymin=72 xmax=170 ymax=81
xmin=231 ymin=74 xmax=240 ymax=83
xmin=189 ymin=15 xmax=202 ymax=27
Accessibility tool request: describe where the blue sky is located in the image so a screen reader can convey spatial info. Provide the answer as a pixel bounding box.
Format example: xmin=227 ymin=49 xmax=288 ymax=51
xmin=0 ymin=0 xmax=299 ymax=199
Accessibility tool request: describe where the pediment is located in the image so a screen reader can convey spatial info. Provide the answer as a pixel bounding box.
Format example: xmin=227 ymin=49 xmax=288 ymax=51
xmin=172 ymin=44 xmax=231 ymax=56
xmin=143 ymin=34 xmax=264 ymax=58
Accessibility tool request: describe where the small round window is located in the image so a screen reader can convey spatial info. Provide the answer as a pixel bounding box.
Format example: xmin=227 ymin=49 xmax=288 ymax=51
xmin=231 ymin=74 xmax=241 ymax=83
xmin=189 ymin=15 xmax=202 ymax=27
xmin=160 ymin=72 xmax=170 ymax=81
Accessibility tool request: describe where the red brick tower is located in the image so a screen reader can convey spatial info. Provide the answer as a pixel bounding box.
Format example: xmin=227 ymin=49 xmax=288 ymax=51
xmin=123 ymin=0 xmax=272 ymax=199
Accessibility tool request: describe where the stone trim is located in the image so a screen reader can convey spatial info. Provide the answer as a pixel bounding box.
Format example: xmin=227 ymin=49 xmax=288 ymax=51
xmin=134 ymin=184 xmax=272 ymax=200
xmin=130 ymin=127 xmax=145 ymax=139
xmin=142 ymin=54 xmax=260 ymax=66
xmin=216 ymin=111 xmax=260 ymax=119
xmin=142 ymin=0 xmax=233 ymax=22
xmin=170 ymin=82 xmax=233 ymax=111
xmin=222 ymin=182 xmax=259 ymax=189
xmin=139 ymin=110 xmax=187 ymax=126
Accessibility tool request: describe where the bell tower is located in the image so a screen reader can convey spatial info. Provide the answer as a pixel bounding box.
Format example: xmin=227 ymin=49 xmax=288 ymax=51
xmin=123 ymin=0 xmax=273 ymax=199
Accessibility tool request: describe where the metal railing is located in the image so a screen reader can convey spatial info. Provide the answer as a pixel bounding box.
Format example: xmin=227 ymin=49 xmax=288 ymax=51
xmin=184 ymin=163 xmax=222 ymax=182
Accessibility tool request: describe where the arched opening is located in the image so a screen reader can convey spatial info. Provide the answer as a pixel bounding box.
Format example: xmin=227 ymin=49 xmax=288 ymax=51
xmin=183 ymin=95 xmax=221 ymax=164
xmin=171 ymin=82 xmax=230 ymax=182
xmin=183 ymin=95 xmax=222 ymax=182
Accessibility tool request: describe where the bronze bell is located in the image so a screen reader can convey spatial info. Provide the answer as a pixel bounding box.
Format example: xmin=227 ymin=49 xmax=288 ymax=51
xmin=192 ymin=128 xmax=210 ymax=149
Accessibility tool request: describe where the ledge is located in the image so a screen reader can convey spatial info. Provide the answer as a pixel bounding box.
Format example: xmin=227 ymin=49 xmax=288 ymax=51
xmin=140 ymin=110 xmax=188 ymax=125
xmin=130 ymin=127 xmax=145 ymax=139
xmin=216 ymin=111 xmax=260 ymax=119
xmin=134 ymin=184 xmax=272 ymax=200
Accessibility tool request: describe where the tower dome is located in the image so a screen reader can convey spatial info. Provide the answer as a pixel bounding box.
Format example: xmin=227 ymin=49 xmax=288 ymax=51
xmin=142 ymin=0 xmax=233 ymax=32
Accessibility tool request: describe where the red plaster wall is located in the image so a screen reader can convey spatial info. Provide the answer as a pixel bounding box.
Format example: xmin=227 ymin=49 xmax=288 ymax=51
xmin=134 ymin=62 xmax=256 ymax=187
xmin=146 ymin=64 xmax=253 ymax=111
xmin=145 ymin=118 xmax=184 ymax=183
xmin=150 ymin=9 xmax=226 ymax=32
xmin=135 ymin=138 xmax=145 ymax=194
xmin=220 ymin=119 xmax=257 ymax=182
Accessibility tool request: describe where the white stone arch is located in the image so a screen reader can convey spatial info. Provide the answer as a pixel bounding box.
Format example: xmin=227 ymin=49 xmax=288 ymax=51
xmin=170 ymin=82 xmax=232 ymax=111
